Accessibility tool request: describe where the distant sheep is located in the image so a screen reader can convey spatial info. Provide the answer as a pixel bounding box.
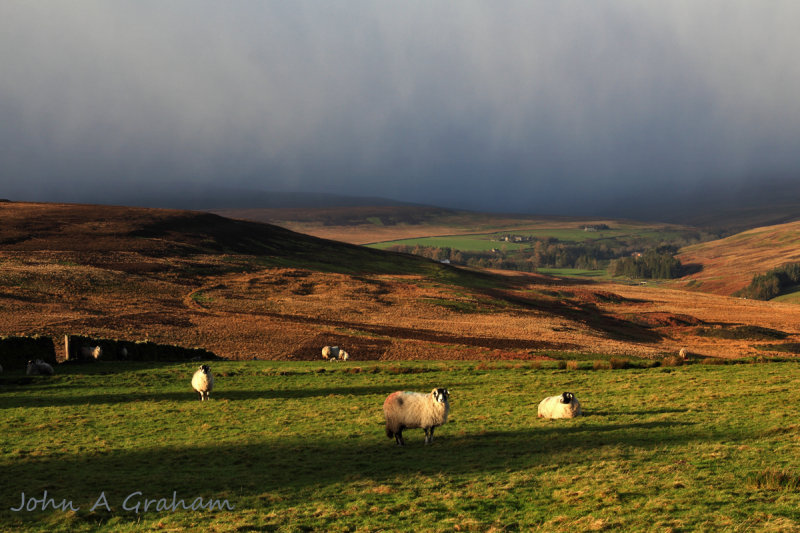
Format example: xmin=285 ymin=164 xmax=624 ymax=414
xmin=80 ymin=345 xmax=102 ymax=360
xmin=384 ymin=388 xmax=450 ymax=446
xmin=538 ymin=392 xmax=581 ymax=419
xmin=191 ymin=365 xmax=214 ymax=401
xmin=322 ymin=346 xmax=349 ymax=362
xmin=26 ymin=359 xmax=54 ymax=376
xmin=679 ymin=347 xmax=689 ymax=360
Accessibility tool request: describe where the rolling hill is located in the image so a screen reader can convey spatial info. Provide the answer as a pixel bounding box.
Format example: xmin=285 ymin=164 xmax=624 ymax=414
xmin=1 ymin=201 xmax=799 ymax=361
xmin=675 ymin=220 xmax=800 ymax=296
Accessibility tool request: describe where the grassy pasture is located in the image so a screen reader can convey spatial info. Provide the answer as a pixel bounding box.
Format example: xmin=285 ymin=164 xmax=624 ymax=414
xmin=536 ymin=268 xmax=608 ymax=278
xmin=368 ymin=225 xmax=692 ymax=252
xmin=3 ymin=361 xmax=800 ymax=532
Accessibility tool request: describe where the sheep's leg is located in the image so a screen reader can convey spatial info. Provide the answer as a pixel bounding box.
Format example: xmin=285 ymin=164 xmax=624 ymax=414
xmin=197 ymin=391 xmax=203 ymax=401
xmin=395 ymin=430 xmax=405 ymax=446
xmin=424 ymin=427 xmax=436 ymax=444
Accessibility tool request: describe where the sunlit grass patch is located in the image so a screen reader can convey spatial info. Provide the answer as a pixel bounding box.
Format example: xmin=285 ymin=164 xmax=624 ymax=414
xmin=2 ymin=361 xmax=800 ymax=531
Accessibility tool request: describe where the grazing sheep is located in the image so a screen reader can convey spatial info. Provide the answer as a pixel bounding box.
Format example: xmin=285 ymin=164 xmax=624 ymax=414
xmin=384 ymin=388 xmax=450 ymax=446
xmin=679 ymin=347 xmax=689 ymax=360
xmin=538 ymin=392 xmax=581 ymax=419
xmin=191 ymin=365 xmax=214 ymax=401
xmin=80 ymin=345 xmax=102 ymax=360
xmin=322 ymin=346 xmax=349 ymax=362
xmin=26 ymin=359 xmax=54 ymax=376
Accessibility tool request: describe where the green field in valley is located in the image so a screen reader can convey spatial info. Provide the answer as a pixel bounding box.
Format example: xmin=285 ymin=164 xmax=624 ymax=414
xmin=369 ymin=235 xmax=530 ymax=252
xmin=368 ymin=225 xmax=694 ymax=252
xmin=3 ymin=360 xmax=800 ymax=532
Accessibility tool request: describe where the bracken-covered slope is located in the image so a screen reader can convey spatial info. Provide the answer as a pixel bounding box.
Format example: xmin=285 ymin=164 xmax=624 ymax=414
xmin=1 ymin=201 xmax=799 ymax=361
xmin=676 ymin=220 xmax=800 ymax=296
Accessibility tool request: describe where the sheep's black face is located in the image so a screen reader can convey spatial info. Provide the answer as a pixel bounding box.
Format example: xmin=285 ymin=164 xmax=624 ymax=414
xmin=433 ymin=388 xmax=450 ymax=403
xmin=561 ymin=392 xmax=574 ymax=404
xmin=200 ymin=365 xmax=210 ymax=374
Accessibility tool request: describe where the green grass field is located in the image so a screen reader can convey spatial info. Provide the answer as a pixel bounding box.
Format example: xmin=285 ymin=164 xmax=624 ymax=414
xmin=368 ymin=226 xmax=693 ymax=252
xmin=3 ymin=360 xmax=800 ymax=532
xmin=535 ymin=268 xmax=608 ymax=278
xmin=773 ymin=287 xmax=800 ymax=304
xmin=368 ymin=235 xmax=530 ymax=252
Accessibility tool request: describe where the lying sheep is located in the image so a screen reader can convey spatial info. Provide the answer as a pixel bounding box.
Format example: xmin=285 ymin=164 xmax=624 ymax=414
xmin=26 ymin=359 xmax=54 ymax=376
xmin=80 ymin=345 xmax=102 ymax=360
xmin=384 ymin=388 xmax=450 ymax=446
xmin=538 ymin=392 xmax=581 ymax=419
xmin=191 ymin=365 xmax=214 ymax=401
xmin=322 ymin=346 xmax=349 ymax=362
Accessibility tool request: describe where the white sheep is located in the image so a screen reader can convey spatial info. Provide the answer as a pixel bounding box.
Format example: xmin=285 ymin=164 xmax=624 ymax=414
xmin=679 ymin=347 xmax=689 ymax=360
xmin=26 ymin=359 xmax=54 ymax=376
xmin=383 ymin=388 xmax=450 ymax=446
xmin=191 ymin=365 xmax=214 ymax=401
xmin=538 ymin=392 xmax=582 ymax=419
xmin=80 ymin=345 xmax=102 ymax=360
xmin=321 ymin=346 xmax=349 ymax=362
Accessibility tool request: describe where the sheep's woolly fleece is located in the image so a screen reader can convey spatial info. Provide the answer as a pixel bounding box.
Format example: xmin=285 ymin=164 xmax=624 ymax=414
xmin=538 ymin=392 xmax=581 ymax=419
xmin=383 ymin=388 xmax=450 ymax=445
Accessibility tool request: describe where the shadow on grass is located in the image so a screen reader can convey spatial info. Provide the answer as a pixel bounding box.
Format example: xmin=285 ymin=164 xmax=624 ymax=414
xmin=0 ymin=385 xmax=436 ymax=408
xmin=0 ymin=420 xmax=717 ymax=510
xmin=589 ymin=408 xmax=691 ymax=416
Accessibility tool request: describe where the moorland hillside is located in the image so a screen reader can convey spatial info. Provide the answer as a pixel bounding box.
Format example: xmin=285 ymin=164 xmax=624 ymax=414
xmin=675 ymin=220 xmax=800 ymax=296
xmin=1 ymin=201 xmax=798 ymax=361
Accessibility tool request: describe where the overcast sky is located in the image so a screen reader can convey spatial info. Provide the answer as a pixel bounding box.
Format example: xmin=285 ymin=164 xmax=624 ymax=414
xmin=2 ymin=1 xmax=800 ymax=215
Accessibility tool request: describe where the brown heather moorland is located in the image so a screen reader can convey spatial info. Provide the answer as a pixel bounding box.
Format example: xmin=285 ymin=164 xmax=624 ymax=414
xmin=1 ymin=202 xmax=799 ymax=362
xmin=675 ymin=220 xmax=800 ymax=295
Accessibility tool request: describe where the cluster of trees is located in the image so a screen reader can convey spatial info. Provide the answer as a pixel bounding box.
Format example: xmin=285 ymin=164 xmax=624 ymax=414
xmin=607 ymin=247 xmax=683 ymax=279
xmin=387 ymin=239 xmax=687 ymax=278
xmin=734 ymin=263 xmax=800 ymax=300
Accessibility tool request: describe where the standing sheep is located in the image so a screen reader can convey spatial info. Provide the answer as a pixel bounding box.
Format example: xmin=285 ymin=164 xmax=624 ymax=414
xmin=679 ymin=347 xmax=689 ymax=360
xmin=26 ymin=359 xmax=54 ymax=376
xmin=538 ymin=392 xmax=581 ymax=419
xmin=321 ymin=346 xmax=349 ymax=362
xmin=80 ymin=345 xmax=102 ymax=360
xmin=191 ymin=365 xmax=214 ymax=401
xmin=383 ymin=388 xmax=450 ymax=446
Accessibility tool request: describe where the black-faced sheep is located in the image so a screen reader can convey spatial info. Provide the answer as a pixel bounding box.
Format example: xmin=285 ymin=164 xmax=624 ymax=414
xmin=383 ymin=388 xmax=450 ymax=446
xmin=26 ymin=359 xmax=54 ymax=376
xmin=679 ymin=348 xmax=689 ymax=360
xmin=322 ymin=346 xmax=349 ymax=362
xmin=538 ymin=392 xmax=581 ymax=419
xmin=191 ymin=365 xmax=214 ymax=401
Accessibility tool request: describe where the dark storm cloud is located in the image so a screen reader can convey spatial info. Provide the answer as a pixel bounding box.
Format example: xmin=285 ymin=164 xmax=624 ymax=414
xmin=2 ymin=1 xmax=800 ymax=215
